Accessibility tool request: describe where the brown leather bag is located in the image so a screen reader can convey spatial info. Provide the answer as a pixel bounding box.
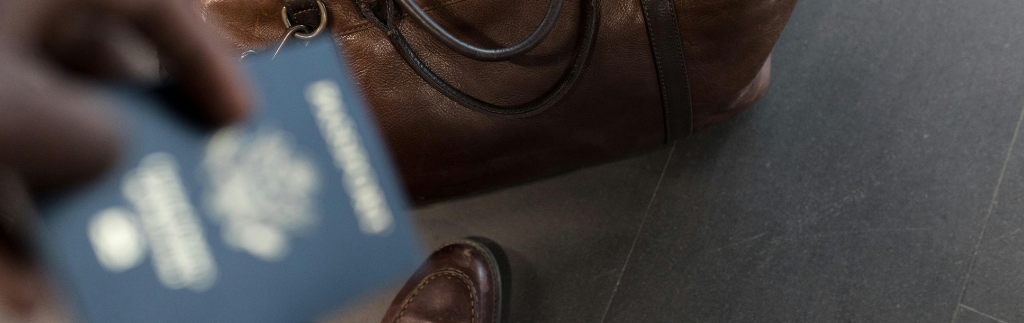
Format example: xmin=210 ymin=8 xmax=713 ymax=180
xmin=200 ymin=0 xmax=797 ymax=204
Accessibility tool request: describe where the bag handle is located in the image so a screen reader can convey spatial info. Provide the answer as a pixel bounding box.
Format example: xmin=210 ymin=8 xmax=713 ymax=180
xmin=354 ymin=0 xmax=601 ymax=117
xmin=395 ymin=0 xmax=564 ymax=62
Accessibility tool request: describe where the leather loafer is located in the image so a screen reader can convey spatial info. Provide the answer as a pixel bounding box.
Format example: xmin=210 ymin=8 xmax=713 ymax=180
xmin=380 ymin=237 xmax=510 ymax=323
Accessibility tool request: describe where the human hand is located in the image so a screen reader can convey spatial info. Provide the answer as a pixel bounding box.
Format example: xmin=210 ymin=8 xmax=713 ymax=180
xmin=0 ymin=0 xmax=250 ymax=319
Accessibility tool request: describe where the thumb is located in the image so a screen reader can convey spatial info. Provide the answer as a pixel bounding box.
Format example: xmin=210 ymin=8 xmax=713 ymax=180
xmin=0 ymin=165 xmax=37 ymax=263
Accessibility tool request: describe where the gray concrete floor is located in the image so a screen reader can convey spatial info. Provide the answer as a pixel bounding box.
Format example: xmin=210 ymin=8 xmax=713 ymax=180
xmin=324 ymin=0 xmax=1024 ymax=322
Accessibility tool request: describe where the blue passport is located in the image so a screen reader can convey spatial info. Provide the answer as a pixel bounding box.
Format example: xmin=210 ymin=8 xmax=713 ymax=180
xmin=37 ymin=36 xmax=423 ymax=323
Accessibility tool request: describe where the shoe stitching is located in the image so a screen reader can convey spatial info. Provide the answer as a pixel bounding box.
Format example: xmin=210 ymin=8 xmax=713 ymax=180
xmin=441 ymin=240 xmax=499 ymax=323
xmin=393 ymin=269 xmax=477 ymax=323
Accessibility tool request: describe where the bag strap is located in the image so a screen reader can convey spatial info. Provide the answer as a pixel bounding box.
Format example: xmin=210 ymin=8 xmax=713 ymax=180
xmin=639 ymin=0 xmax=693 ymax=141
xmin=395 ymin=0 xmax=565 ymax=62
xmin=283 ymin=0 xmax=325 ymax=34
xmin=353 ymin=0 xmax=601 ymax=117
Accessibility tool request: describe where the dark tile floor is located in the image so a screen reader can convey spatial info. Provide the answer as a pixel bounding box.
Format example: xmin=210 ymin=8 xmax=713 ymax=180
xmin=325 ymin=0 xmax=1024 ymax=322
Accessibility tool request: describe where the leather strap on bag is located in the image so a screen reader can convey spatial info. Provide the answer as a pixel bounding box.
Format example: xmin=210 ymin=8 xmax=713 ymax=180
xmin=640 ymin=0 xmax=693 ymax=141
xmin=351 ymin=0 xmax=601 ymax=118
xmin=283 ymin=0 xmax=323 ymax=32
xmin=394 ymin=0 xmax=565 ymax=62
xmin=283 ymin=0 xmax=687 ymax=128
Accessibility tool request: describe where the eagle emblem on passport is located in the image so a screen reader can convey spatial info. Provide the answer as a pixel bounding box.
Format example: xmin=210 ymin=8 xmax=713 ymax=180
xmin=202 ymin=127 xmax=321 ymax=262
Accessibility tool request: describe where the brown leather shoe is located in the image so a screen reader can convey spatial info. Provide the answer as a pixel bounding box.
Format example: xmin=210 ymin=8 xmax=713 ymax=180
xmin=380 ymin=237 xmax=510 ymax=323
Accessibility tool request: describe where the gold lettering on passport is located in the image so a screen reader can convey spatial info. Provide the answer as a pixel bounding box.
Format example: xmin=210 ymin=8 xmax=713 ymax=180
xmin=122 ymin=153 xmax=217 ymax=292
xmin=88 ymin=155 xmax=218 ymax=292
xmin=88 ymin=207 xmax=148 ymax=273
xmin=306 ymin=80 xmax=394 ymax=235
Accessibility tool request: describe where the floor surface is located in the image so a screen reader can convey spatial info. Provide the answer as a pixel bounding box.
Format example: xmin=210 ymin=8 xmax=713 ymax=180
xmin=325 ymin=0 xmax=1024 ymax=322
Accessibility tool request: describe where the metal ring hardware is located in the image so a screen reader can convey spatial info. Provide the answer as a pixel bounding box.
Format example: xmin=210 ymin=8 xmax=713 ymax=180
xmin=273 ymin=25 xmax=312 ymax=59
xmin=281 ymin=0 xmax=328 ymax=39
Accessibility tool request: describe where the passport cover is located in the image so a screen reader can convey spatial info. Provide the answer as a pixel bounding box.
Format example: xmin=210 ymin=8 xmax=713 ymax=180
xmin=37 ymin=35 xmax=423 ymax=323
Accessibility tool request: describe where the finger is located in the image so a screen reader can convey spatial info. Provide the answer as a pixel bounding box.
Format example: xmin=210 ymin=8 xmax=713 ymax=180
xmin=0 ymin=167 xmax=35 ymax=263
xmin=0 ymin=167 xmax=77 ymax=323
xmin=83 ymin=0 xmax=251 ymax=126
xmin=0 ymin=51 xmax=121 ymax=192
xmin=0 ymin=166 xmax=41 ymax=318
xmin=44 ymin=12 xmax=161 ymax=83
xmin=0 ymin=252 xmax=42 ymax=319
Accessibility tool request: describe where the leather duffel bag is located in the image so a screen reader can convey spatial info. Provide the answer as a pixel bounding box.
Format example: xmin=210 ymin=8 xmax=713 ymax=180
xmin=200 ymin=0 xmax=797 ymax=204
